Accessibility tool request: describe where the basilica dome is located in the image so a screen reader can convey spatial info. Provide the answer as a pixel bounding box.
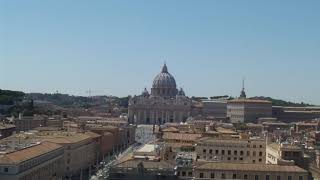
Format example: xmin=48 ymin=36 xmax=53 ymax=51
xmin=152 ymin=64 xmax=176 ymax=89
xmin=151 ymin=64 xmax=178 ymax=97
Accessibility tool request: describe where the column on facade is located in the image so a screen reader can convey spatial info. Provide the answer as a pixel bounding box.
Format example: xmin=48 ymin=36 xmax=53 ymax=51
xmin=137 ymin=111 xmax=141 ymax=124
xmin=155 ymin=110 xmax=158 ymax=124
xmin=160 ymin=111 xmax=163 ymax=124
xmin=150 ymin=110 xmax=153 ymax=124
xmin=144 ymin=110 xmax=147 ymax=124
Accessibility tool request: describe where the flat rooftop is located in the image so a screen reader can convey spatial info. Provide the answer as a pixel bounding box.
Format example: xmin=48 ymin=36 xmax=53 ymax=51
xmin=0 ymin=124 xmax=15 ymax=130
xmin=196 ymin=162 xmax=307 ymax=173
xmin=0 ymin=141 xmax=62 ymax=164
xmin=136 ymin=144 xmax=156 ymax=153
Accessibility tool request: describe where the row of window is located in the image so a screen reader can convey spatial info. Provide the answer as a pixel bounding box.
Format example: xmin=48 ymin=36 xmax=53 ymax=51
xmin=198 ymin=173 xmax=303 ymax=180
xmin=200 ymin=144 xmax=264 ymax=148
xmin=199 ymin=156 xmax=263 ymax=163
xmin=202 ymin=149 xmax=264 ymax=157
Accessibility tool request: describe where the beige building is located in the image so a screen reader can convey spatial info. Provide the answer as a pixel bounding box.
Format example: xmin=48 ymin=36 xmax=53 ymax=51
xmin=0 ymin=141 xmax=64 ymax=180
xmin=201 ymin=99 xmax=227 ymax=118
xmin=14 ymin=115 xmax=63 ymax=132
xmin=14 ymin=115 xmax=45 ymax=132
xmin=227 ymin=99 xmax=272 ymax=123
xmin=35 ymin=131 xmax=100 ymax=180
xmin=0 ymin=123 xmax=15 ymax=139
xmin=266 ymin=143 xmax=309 ymax=169
xmin=128 ymin=64 xmax=192 ymax=124
xmin=196 ymin=137 xmax=266 ymax=164
xmin=189 ymin=162 xmax=308 ymax=180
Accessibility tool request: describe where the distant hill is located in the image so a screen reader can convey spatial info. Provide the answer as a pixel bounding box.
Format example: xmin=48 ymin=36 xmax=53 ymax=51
xmin=0 ymin=89 xmax=25 ymax=105
xmin=250 ymin=96 xmax=315 ymax=107
xmin=26 ymin=93 xmax=130 ymax=108
xmin=26 ymin=93 xmax=96 ymax=108
xmin=197 ymin=95 xmax=315 ymax=107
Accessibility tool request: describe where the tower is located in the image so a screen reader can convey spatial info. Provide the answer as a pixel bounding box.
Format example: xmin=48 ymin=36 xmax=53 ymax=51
xmin=240 ymin=78 xmax=246 ymax=98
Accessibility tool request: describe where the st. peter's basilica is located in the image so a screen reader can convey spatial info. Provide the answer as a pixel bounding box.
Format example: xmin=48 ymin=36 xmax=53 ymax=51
xmin=128 ymin=64 xmax=192 ymax=124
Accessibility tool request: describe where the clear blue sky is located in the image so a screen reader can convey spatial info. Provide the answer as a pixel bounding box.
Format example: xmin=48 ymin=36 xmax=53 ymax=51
xmin=1 ymin=1 xmax=320 ymax=104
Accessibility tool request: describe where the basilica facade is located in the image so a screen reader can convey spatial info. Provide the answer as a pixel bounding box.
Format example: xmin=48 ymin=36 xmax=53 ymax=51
xmin=128 ymin=64 xmax=192 ymax=124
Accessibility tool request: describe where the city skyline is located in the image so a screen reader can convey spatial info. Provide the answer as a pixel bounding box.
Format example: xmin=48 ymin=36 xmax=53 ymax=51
xmin=1 ymin=1 xmax=320 ymax=104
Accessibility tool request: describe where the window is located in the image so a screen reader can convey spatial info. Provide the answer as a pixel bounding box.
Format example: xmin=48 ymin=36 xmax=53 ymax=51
xmin=188 ymin=172 xmax=193 ymax=177
xmin=288 ymin=176 xmax=292 ymax=180
xmin=200 ymin=173 xmax=204 ymax=178
xmin=211 ymin=173 xmax=215 ymax=178
xmin=222 ymin=150 xmax=225 ymax=155
xmin=253 ymin=160 xmax=256 ymax=163
xmin=240 ymin=151 xmax=244 ymax=156
xmin=259 ymin=152 xmax=263 ymax=156
xmin=234 ymin=150 xmax=238 ymax=155
xmin=209 ymin=149 xmax=213 ymax=154
xmin=222 ymin=173 xmax=226 ymax=179
xmin=255 ymin=175 xmax=259 ymax=180
xmin=253 ymin=145 xmax=256 ymax=148
xmin=260 ymin=145 xmax=263 ymax=148
xmin=234 ymin=157 xmax=237 ymax=160
xmin=247 ymin=151 xmax=250 ymax=156
xmin=233 ymin=174 xmax=237 ymax=179
xmin=216 ymin=150 xmax=219 ymax=155
xmin=240 ymin=157 xmax=243 ymax=161
xmin=228 ymin=157 xmax=231 ymax=160
xmin=228 ymin=150 xmax=231 ymax=155
xmin=259 ymin=158 xmax=262 ymax=162
xmin=284 ymin=151 xmax=289 ymax=157
xmin=277 ymin=176 xmax=281 ymax=180
xmin=266 ymin=175 xmax=270 ymax=180
xmin=4 ymin=167 xmax=8 ymax=172
xmin=299 ymin=176 xmax=303 ymax=180
xmin=244 ymin=175 xmax=248 ymax=179
xmin=182 ymin=171 xmax=186 ymax=176
xmin=253 ymin=151 xmax=256 ymax=156
xmin=203 ymin=149 xmax=207 ymax=153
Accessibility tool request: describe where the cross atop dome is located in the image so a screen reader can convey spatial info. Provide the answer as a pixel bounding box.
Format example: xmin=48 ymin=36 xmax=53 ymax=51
xmin=161 ymin=63 xmax=168 ymax=73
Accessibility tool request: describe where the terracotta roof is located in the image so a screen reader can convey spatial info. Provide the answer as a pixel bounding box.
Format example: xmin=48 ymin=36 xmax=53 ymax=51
xmin=198 ymin=137 xmax=263 ymax=143
xmin=215 ymin=127 xmax=237 ymax=134
xmin=268 ymin=143 xmax=301 ymax=151
xmin=162 ymin=127 xmax=179 ymax=132
xmin=196 ymin=162 xmax=307 ymax=173
xmin=38 ymin=132 xmax=94 ymax=144
xmin=165 ymin=142 xmax=194 ymax=148
xmin=0 ymin=141 xmax=62 ymax=164
xmin=0 ymin=124 xmax=15 ymax=130
xmin=163 ymin=132 xmax=202 ymax=141
xmin=84 ymin=131 xmax=101 ymax=139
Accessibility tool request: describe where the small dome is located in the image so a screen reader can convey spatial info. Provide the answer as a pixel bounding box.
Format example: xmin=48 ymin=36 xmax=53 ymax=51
xmin=141 ymin=88 xmax=149 ymax=97
xmin=152 ymin=64 xmax=177 ymax=89
xmin=178 ymin=88 xmax=185 ymax=96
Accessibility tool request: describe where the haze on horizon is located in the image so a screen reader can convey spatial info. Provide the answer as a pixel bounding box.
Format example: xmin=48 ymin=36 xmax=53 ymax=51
xmin=1 ymin=1 xmax=320 ymax=105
